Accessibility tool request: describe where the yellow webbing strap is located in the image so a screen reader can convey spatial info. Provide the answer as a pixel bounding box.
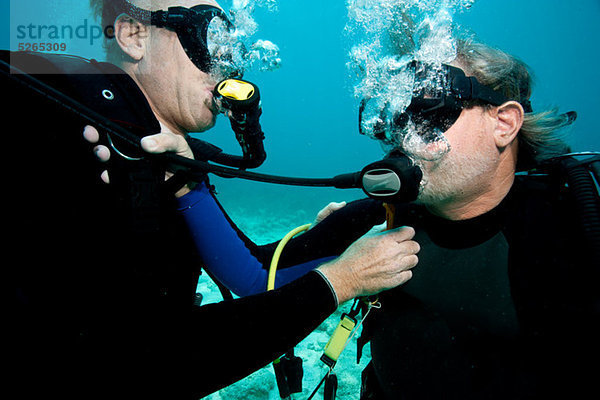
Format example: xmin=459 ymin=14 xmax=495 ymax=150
xmin=320 ymin=313 xmax=357 ymax=368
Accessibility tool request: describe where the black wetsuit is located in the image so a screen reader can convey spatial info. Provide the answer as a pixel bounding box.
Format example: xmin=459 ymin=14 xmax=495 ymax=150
xmin=4 ymin=51 xmax=384 ymax=399
xmin=360 ymin=175 xmax=600 ymax=399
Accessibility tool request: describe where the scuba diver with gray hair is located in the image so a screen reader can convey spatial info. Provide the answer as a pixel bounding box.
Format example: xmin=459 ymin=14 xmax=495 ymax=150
xmin=6 ymin=1 xmax=418 ymax=398
xmin=355 ymin=37 xmax=599 ymax=399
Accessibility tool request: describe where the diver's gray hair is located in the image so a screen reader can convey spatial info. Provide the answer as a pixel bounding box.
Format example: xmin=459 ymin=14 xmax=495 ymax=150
xmin=454 ymin=38 xmax=572 ymax=169
xmin=90 ymin=0 xmax=125 ymax=62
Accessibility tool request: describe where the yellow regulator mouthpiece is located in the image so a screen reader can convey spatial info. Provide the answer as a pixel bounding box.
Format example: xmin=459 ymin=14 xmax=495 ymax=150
xmin=320 ymin=313 xmax=357 ymax=368
xmin=217 ymin=79 xmax=256 ymax=101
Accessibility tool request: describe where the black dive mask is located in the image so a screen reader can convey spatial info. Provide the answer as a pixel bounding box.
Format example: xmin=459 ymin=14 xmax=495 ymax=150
xmin=116 ymin=1 xmax=242 ymax=78
xmin=359 ymin=61 xmax=526 ymax=156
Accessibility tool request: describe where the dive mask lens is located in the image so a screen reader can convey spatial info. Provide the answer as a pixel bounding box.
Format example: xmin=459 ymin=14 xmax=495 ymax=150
xmin=399 ymin=95 xmax=463 ymax=133
xmin=168 ymin=5 xmax=243 ymax=78
xmin=390 ymin=104 xmax=455 ymax=162
xmin=406 ymin=63 xmax=462 ymax=132
xmin=206 ymin=15 xmax=245 ymax=79
xmin=358 ymin=62 xmax=460 ymax=161
xmin=359 ymin=98 xmax=454 ymax=161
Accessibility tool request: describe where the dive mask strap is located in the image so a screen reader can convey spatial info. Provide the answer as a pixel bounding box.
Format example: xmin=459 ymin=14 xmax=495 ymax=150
xmin=447 ymin=63 xmax=534 ymax=112
xmin=445 ymin=64 xmax=509 ymax=106
xmin=112 ymin=0 xmax=152 ymax=23
xmin=150 ymin=5 xmax=232 ymax=31
xmin=113 ymin=1 xmax=230 ymax=28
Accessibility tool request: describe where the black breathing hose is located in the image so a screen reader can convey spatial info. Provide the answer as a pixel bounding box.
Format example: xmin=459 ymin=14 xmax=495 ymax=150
xmin=560 ymin=156 xmax=600 ymax=263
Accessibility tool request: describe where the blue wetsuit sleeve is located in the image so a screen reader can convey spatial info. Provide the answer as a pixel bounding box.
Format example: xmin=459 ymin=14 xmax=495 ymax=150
xmin=177 ymin=182 xmax=334 ymax=297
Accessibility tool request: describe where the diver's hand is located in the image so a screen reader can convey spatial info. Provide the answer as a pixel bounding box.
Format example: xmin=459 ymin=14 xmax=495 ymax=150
xmin=83 ymin=125 xmax=111 ymax=183
xmin=317 ymin=224 xmax=419 ymax=304
xmin=311 ymin=201 xmax=347 ymax=228
xmin=83 ymin=125 xmax=195 ymax=197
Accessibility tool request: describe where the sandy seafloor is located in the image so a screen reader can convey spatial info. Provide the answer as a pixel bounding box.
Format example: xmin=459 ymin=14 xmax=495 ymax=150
xmin=198 ymin=275 xmax=371 ymax=400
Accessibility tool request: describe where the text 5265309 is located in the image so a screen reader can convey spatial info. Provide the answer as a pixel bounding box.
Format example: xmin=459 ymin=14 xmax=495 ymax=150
xmin=17 ymin=43 xmax=67 ymax=52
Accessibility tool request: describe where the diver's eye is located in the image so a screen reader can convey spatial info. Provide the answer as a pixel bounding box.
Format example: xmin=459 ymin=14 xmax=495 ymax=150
xmin=392 ymin=112 xmax=410 ymax=130
xmin=430 ymin=109 xmax=462 ymax=132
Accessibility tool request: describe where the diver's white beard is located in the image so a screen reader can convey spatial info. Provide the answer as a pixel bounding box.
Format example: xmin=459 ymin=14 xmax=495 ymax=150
xmin=415 ymin=148 xmax=495 ymax=207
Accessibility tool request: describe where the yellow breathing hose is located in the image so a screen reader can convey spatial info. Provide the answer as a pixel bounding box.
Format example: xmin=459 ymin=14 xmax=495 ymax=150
xmin=267 ymin=223 xmax=312 ymax=291
xmin=268 ymin=216 xmax=387 ymax=393
xmin=268 ymin=223 xmax=311 ymax=370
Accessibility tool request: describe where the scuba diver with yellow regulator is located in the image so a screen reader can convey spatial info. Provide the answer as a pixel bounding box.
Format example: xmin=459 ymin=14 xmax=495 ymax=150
xmin=2 ymin=51 xmax=416 ymax=400
xmin=3 ymin=2 xmax=415 ymax=398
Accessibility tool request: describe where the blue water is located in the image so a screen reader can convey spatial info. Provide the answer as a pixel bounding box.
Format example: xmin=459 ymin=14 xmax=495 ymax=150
xmin=2 ymin=1 xmax=600 ymax=398
xmin=202 ymin=0 xmax=600 ymax=237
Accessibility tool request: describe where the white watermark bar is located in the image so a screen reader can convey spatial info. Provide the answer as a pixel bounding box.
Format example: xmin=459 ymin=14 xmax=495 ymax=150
xmin=8 ymin=0 xmax=158 ymax=73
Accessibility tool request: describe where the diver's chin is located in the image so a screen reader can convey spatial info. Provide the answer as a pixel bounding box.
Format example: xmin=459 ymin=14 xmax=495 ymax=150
xmin=202 ymin=117 xmax=217 ymax=132
xmin=196 ymin=96 xmax=219 ymax=131
xmin=411 ymin=163 xmax=442 ymax=207
xmin=413 ymin=183 xmax=449 ymax=209
xmin=191 ymin=113 xmax=217 ymax=133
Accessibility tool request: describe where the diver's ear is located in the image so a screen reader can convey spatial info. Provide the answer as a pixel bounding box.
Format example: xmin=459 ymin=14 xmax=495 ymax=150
xmin=492 ymin=101 xmax=524 ymax=149
xmin=113 ymin=14 xmax=150 ymax=61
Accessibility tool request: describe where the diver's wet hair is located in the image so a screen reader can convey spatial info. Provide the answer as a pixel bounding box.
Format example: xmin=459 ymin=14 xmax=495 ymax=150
xmin=90 ymin=0 xmax=128 ymax=59
xmin=455 ymin=38 xmax=572 ymax=170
